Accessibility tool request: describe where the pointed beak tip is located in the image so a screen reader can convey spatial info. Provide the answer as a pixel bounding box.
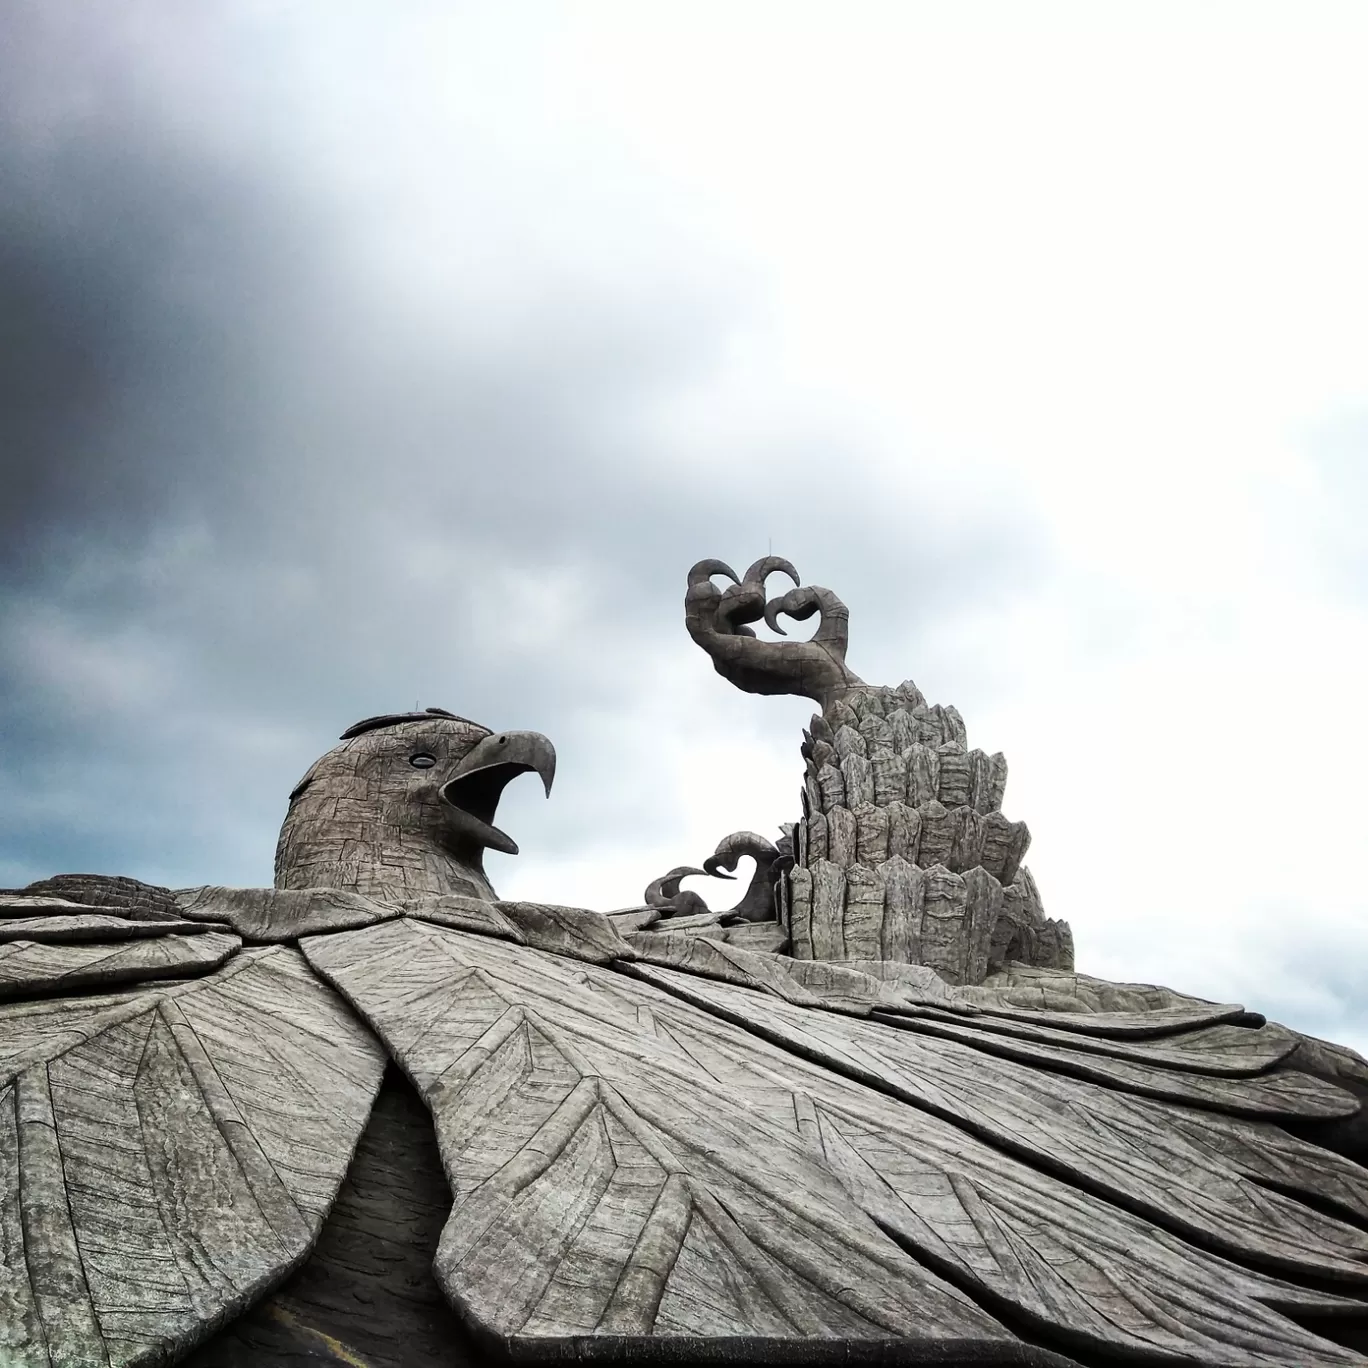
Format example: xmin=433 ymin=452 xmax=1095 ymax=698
xmin=438 ymin=729 xmax=555 ymax=856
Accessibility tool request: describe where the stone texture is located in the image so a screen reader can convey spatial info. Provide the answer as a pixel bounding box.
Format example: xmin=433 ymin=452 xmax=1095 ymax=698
xmin=650 ymin=968 xmax=1368 ymax=1288
xmin=879 ymin=855 xmax=924 ymax=964
xmin=176 ymin=884 xmax=400 ymax=940
xmin=687 ymin=559 xmax=1067 ymax=982
xmin=303 ymin=919 xmax=1032 ymax=1359
xmin=16 ymin=873 xmax=183 ymax=919
xmin=886 ymin=800 xmax=921 ymax=863
xmin=0 ymin=946 xmax=384 ymax=1367
xmin=3 ymin=557 xmax=1366 ymax=1367
xmin=275 ymin=713 xmax=555 ymax=905
xmin=0 ymin=913 xmax=221 ymax=943
xmin=809 ymin=859 xmax=847 ymax=962
xmin=916 ymin=799 xmax=955 ymax=870
xmin=182 ymin=1066 xmax=482 ymax=1368
xmin=840 ymin=751 xmax=875 ymax=807
xmin=840 ymin=864 xmax=885 ymax=962
xmin=827 ymin=805 xmax=857 ymax=867
xmin=318 ymin=913 xmax=1368 ymax=1367
xmin=0 ymin=928 xmax=241 ymax=1000
xmin=906 ymin=743 xmax=941 ymax=806
xmin=852 ymin=801 xmax=889 ymax=865
xmin=719 ymin=918 xmax=789 ymax=954
xmin=875 ymin=1010 xmax=1354 ymax=1117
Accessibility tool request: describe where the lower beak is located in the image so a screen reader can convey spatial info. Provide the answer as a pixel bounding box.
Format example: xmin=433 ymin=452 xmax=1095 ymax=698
xmin=438 ymin=730 xmax=556 ymax=856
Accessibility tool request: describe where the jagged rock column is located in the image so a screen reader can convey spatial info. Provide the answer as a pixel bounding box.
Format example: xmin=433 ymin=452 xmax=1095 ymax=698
xmin=686 ymin=557 xmax=1072 ymax=985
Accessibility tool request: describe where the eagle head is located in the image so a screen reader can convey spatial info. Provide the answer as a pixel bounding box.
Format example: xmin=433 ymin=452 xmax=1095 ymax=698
xmin=274 ymin=707 xmax=556 ymax=903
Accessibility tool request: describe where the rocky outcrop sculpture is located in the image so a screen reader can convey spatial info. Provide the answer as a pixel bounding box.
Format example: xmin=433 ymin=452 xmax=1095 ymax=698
xmin=0 ymin=561 xmax=1365 ymax=1368
xmin=685 ymin=556 xmax=1071 ymax=983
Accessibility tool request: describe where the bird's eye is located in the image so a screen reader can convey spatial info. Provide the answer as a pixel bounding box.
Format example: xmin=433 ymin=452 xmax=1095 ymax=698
xmin=409 ymin=752 xmax=437 ymax=769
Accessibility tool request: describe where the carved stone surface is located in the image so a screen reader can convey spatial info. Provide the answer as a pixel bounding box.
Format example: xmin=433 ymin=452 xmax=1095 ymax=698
xmin=644 ymin=966 xmax=1368 ymax=1284
xmin=176 ymin=885 xmax=400 ymax=940
xmin=2 ymin=559 xmax=1367 ymax=1366
xmin=685 ymin=558 xmax=1064 ymax=982
xmin=180 ymin=1066 xmax=483 ymax=1368
xmin=275 ymin=710 xmax=555 ymax=906
xmin=0 ymin=925 xmax=241 ymax=999
xmin=643 ymin=832 xmax=787 ymax=925
xmin=0 ymin=945 xmax=384 ymax=1367
xmin=301 ymin=918 xmax=1050 ymax=1359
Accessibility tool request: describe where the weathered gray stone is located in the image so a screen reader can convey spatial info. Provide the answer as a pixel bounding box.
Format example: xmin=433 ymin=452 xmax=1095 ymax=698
xmin=887 ymin=708 xmax=917 ymax=755
xmin=0 ymin=947 xmax=384 ymax=1367
xmin=856 ymin=710 xmax=893 ymax=751
xmin=0 ymin=913 xmax=222 ymax=943
xmin=177 ymin=884 xmax=400 ymax=939
xmin=949 ymin=804 xmax=985 ymax=872
xmin=879 ymin=855 xmax=925 ymax=964
xmin=840 ymin=750 xmax=875 ymax=807
xmin=809 ymin=858 xmax=847 ymax=961
xmin=840 ymin=864 xmax=885 ymax=961
xmin=789 ymin=863 xmax=814 ymax=960
xmin=277 ymin=714 xmax=555 ymax=904
xmin=719 ymin=918 xmax=788 ymax=953
xmin=895 ymin=680 xmax=928 ymax=709
xmin=916 ymin=799 xmax=955 ymax=869
xmin=5 ymin=554 xmax=1365 ymax=1368
xmin=906 ymin=742 xmax=941 ymax=805
xmin=827 ymin=804 xmax=858 ymax=867
xmin=803 ymin=769 xmax=823 ymax=820
xmin=886 ymin=800 xmax=921 ymax=863
xmin=987 ymin=750 xmax=1009 ymax=811
xmin=920 ymin=863 xmax=970 ymax=984
xmin=961 ymin=866 xmax=1003 ymax=986
xmin=0 ymin=928 xmax=242 ymax=1000
xmin=981 ymin=810 xmax=1032 ymax=886
xmin=870 ymin=746 xmax=907 ymax=806
xmin=650 ymin=968 xmax=1368 ymax=1283
xmin=303 ymin=919 xmax=1042 ymax=1357
xmin=817 ymin=761 xmax=846 ymax=813
xmin=936 ymin=741 xmax=972 ymax=808
xmin=833 ymin=722 xmax=866 ymax=760
xmin=805 ymin=808 xmax=829 ymax=863
xmin=852 ymin=800 xmax=889 ymax=865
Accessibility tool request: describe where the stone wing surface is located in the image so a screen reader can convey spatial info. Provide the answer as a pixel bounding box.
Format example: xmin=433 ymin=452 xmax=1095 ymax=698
xmin=0 ymin=944 xmax=385 ymax=1368
xmin=0 ymin=894 xmax=243 ymax=1001
xmin=304 ymin=915 xmax=1368 ymax=1367
xmin=640 ymin=964 xmax=1368 ymax=1282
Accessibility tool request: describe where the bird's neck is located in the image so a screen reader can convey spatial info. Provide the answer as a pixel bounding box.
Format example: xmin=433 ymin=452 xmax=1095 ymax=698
xmin=273 ymin=818 xmax=497 ymax=904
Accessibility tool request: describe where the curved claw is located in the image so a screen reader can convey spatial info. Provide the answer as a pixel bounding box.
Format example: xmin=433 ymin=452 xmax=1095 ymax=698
xmin=742 ymin=556 xmax=801 ymax=589
xmin=762 ymin=594 xmax=792 ymax=636
xmin=684 ymin=554 xmax=863 ymax=709
xmin=703 ymin=830 xmax=778 ymax=878
xmin=703 ymin=830 xmax=783 ymax=923
xmin=644 ymin=866 xmax=707 ymax=908
xmin=687 ymin=559 xmax=740 ymax=588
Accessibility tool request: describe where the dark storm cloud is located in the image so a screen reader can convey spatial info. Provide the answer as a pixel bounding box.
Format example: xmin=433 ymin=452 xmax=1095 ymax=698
xmin=0 ymin=5 xmax=1044 ymax=893
xmin=0 ymin=7 xmax=316 ymax=562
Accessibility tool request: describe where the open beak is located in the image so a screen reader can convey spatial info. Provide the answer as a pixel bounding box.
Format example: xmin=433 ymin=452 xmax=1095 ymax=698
xmin=439 ymin=730 xmax=556 ymax=856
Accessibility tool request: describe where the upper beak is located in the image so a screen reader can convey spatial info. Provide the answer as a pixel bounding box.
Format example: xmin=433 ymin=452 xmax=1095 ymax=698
xmin=438 ymin=730 xmax=556 ymax=856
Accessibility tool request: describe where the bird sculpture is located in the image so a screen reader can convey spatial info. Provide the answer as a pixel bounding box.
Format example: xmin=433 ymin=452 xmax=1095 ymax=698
xmin=2 ymin=558 xmax=1367 ymax=1368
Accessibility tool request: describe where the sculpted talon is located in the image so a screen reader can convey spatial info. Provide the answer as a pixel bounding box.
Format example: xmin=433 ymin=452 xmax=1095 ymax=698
xmin=685 ymin=552 xmax=863 ymax=708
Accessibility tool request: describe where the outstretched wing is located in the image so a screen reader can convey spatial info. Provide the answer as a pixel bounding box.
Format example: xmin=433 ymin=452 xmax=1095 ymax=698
xmin=305 ymin=908 xmax=1368 ymax=1368
xmin=0 ymin=880 xmax=385 ymax=1368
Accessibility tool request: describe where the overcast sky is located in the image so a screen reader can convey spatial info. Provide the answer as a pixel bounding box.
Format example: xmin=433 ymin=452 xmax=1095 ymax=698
xmin=3 ymin=2 xmax=1367 ymax=1050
